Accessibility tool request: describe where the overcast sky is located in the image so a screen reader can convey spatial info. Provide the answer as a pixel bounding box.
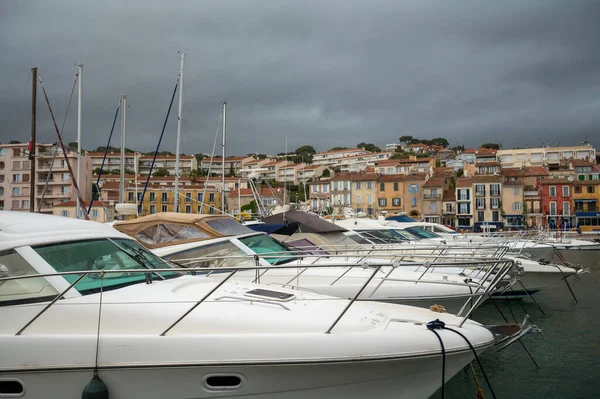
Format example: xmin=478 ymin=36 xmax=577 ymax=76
xmin=1 ymin=0 xmax=599 ymax=156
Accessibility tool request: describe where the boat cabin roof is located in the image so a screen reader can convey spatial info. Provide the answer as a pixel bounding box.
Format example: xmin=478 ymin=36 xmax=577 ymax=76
xmin=113 ymin=213 xmax=256 ymax=248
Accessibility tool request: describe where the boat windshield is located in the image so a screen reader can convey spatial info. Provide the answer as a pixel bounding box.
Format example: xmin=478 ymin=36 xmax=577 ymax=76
xmin=164 ymin=240 xmax=251 ymax=268
xmin=237 ymin=234 xmax=295 ymax=265
xmin=404 ymin=226 xmax=441 ymax=239
xmin=355 ymin=229 xmax=406 ymax=244
xmin=136 ymin=223 xmax=210 ymax=245
xmin=33 ymin=238 xmax=180 ymax=295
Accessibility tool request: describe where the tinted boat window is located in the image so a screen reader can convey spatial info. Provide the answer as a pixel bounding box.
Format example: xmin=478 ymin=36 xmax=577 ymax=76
xmin=0 ymin=250 xmax=59 ymax=305
xmin=33 ymin=238 xmax=179 ymax=295
xmin=165 ymin=240 xmax=250 ymax=268
xmin=205 ymin=218 xmax=255 ymax=236
xmin=405 ymin=226 xmax=440 ymax=239
xmin=238 ymin=234 xmax=295 ymax=264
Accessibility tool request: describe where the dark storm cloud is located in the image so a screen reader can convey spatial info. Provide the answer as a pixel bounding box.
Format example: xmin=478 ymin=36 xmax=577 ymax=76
xmin=1 ymin=0 xmax=599 ymax=156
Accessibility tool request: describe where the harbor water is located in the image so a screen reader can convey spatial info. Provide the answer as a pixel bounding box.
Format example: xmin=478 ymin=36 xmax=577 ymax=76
xmin=432 ymin=251 xmax=600 ymax=399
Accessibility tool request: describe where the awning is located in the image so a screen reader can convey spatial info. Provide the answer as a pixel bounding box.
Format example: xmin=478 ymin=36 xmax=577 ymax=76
xmin=574 ymin=199 xmax=597 ymax=203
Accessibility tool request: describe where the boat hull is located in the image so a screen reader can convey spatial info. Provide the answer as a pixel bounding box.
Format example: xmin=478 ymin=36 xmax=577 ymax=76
xmin=2 ymin=350 xmax=482 ymax=399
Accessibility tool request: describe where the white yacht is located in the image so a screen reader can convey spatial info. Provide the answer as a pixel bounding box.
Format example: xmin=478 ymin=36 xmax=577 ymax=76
xmin=0 ymin=211 xmax=497 ymax=399
xmin=330 ymin=218 xmax=580 ymax=298
xmin=113 ymin=213 xmax=514 ymax=314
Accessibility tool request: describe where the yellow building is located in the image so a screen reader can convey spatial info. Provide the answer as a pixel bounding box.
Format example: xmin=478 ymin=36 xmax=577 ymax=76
xmin=377 ymin=174 xmax=404 ymax=215
xmin=352 ymin=172 xmax=379 ymax=216
xmin=124 ymin=185 xmax=222 ymax=216
xmin=502 ymin=181 xmax=525 ymax=229
xmin=573 ymin=180 xmax=600 ymax=232
xmin=53 ymin=200 xmax=115 ymax=222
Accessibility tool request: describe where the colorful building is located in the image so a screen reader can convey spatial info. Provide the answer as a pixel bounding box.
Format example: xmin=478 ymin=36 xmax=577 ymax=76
xmin=377 ymin=174 xmax=405 ymax=215
xmin=539 ymin=178 xmax=574 ymax=229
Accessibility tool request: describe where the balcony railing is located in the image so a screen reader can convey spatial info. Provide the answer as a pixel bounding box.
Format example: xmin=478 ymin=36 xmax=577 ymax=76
xmin=423 ymin=194 xmax=441 ymax=200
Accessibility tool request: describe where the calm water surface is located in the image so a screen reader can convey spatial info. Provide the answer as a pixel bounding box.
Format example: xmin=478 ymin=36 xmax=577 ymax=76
xmin=432 ymin=251 xmax=600 ymax=399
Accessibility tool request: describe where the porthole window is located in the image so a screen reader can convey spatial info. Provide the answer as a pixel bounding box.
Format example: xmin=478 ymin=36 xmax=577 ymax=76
xmin=0 ymin=379 xmax=25 ymax=397
xmin=203 ymin=374 xmax=243 ymax=391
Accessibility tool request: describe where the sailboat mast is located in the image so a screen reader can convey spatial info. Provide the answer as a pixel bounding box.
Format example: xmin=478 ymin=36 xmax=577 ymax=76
xmin=30 ymin=67 xmax=37 ymax=213
xmin=119 ymin=94 xmax=126 ymax=204
xmin=221 ymin=101 xmax=227 ymax=212
xmin=174 ymin=52 xmax=185 ymax=212
xmin=76 ymin=63 xmax=83 ymax=218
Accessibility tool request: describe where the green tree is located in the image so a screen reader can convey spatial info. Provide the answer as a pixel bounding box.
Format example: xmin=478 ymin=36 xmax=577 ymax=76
xmin=9 ymin=140 xmax=21 ymax=144
xmin=322 ymin=168 xmax=331 ymax=177
xmin=241 ymin=200 xmax=258 ymax=214
xmin=430 ymin=138 xmax=449 ymax=148
xmin=152 ymin=168 xmax=170 ymax=177
xmin=457 ymin=168 xmax=464 ymax=177
xmin=357 ymin=142 xmax=382 ymax=152
xmin=194 ymin=153 xmax=204 ymax=164
xmin=229 ymin=163 xmax=235 ymax=177
xmin=68 ymin=141 xmax=78 ymax=151
xmin=329 ymin=146 xmax=348 ymax=151
xmin=294 ymin=145 xmax=317 ymax=164
xmin=253 ymin=153 xmax=268 ymax=160
xmin=481 ymin=143 xmax=501 ymax=150
xmin=399 ymin=136 xmax=413 ymax=143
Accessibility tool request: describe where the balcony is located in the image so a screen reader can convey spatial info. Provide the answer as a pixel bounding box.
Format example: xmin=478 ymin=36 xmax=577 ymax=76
xmin=475 ymin=191 xmax=486 ymax=197
xmin=423 ymin=194 xmax=442 ymax=200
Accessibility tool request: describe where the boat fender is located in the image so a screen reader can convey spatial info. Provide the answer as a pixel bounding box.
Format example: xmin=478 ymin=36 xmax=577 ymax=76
xmin=82 ymin=372 xmax=108 ymax=399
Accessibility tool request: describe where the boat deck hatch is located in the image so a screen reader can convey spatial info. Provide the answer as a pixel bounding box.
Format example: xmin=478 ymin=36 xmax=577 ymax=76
xmin=244 ymin=288 xmax=296 ymax=301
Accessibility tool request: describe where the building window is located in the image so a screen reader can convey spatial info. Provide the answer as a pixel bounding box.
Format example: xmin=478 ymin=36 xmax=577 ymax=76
xmin=490 ymin=198 xmax=500 ymax=209
xmin=197 ymin=193 xmax=203 ymax=202
xmin=490 ymin=184 xmax=500 ymax=196
xmin=62 ymin=173 xmax=70 ymax=181
xmin=185 ymin=193 xmax=192 ymax=202
xmin=366 ymin=181 xmax=373 ymax=189
xmin=209 ymin=193 xmax=215 ymax=202
xmin=91 ymin=209 xmax=99 ymax=219
xmin=61 ymin=186 xmax=69 ymax=195
xmin=137 ymin=192 xmax=143 ymax=201
xmin=378 ymin=198 xmax=387 ymax=207
xmin=392 ymin=198 xmax=401 ymax=207
xmin=128 ymin=192 xmax=134 ymax=201
xmin=60 ymin=210 xmax=69 ymax=217
xmin=562 ymin=186 xmax=569 ymax=196
xmin=513 ymin=188 xmax=520 ymax=196
xmin=411 ymin=196 xmax=417 ymax=206
xmin=574 ymin=186 xmax=582 ymax=194
xmin=149 ymin=192 xmax=155 ymax=202
xmin=588 ymin=186 xmax=595 ymax=194
xmin=512 ymin=202 xmax=522 ymax=211
xmin=458 ymin=189 xmax=470 ymax=200
xmin=367 ymin=195 xmax=373 ymax=205
xmin=478 ymin=211 xmax=485 ymax=222
xmin=549 ymin=186 xmax=556 ymax=197
xmin=563 ymin=202 xmax=570 ymax=216
xmin=186 ymin=205 xmax=191 ymax=213
xmin=408 ymin=184 xmax=419 ymax=194
xmin=12 ymin=187 xmax=21 ymax=196
xmin=355 ymin=194 xmax=362 ymax=204
xmin=549 ymin=201 xmax=557 ymax=215
xmin=355 ymin=181 xmax=362 ymax=189
xmin=475 ymin=184 xmax=485 ymax=196
xmin=197 ymin=206 xmax=202 ymax=213
xmin=312 ymin=185 xmax=318 ymax=193
xmin=149 ymin=205 xmax=156 ymax=214
xmin=323 ymin=185 xmax=329 ymax=193
xmin=446 ymin=203 xmax=453 ymax=213
xmin=162 ymin=192 xmax=168 ymax=202
xmin=492 ymin=211 xmax=499 ymax=222
xmin=380 ymin=182 xmax=385 ymax=191
xmin=476 ymin=198 xmax=486 ymax=209
xmin=161 ymin=204 xmax=168 ymax=212
xmin=209 ymin=206 xmax=215 ymax=214
xmin=393 ymin=182 xmax=399 ymax=191
xmin=458 ymin=203 xmax=470 ymax=214
xmin=12 ymin=174 xmax=21 ymax=182
xmin=22 ymin=200 xmax=29 ymax=209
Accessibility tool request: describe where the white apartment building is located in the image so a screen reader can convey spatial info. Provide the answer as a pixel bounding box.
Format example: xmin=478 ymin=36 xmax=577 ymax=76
xmin=199 ymin=156 xmax=254 ymax=176
xmin=138 ymin=155 xmax=197 ymax=176
xmin=312 ymin=148 xmax=369 ymax=167
xmin=89 ymin=152 xmax=140 ymax=174
xmin=497 ymin=145 xmax=596 ymax=168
